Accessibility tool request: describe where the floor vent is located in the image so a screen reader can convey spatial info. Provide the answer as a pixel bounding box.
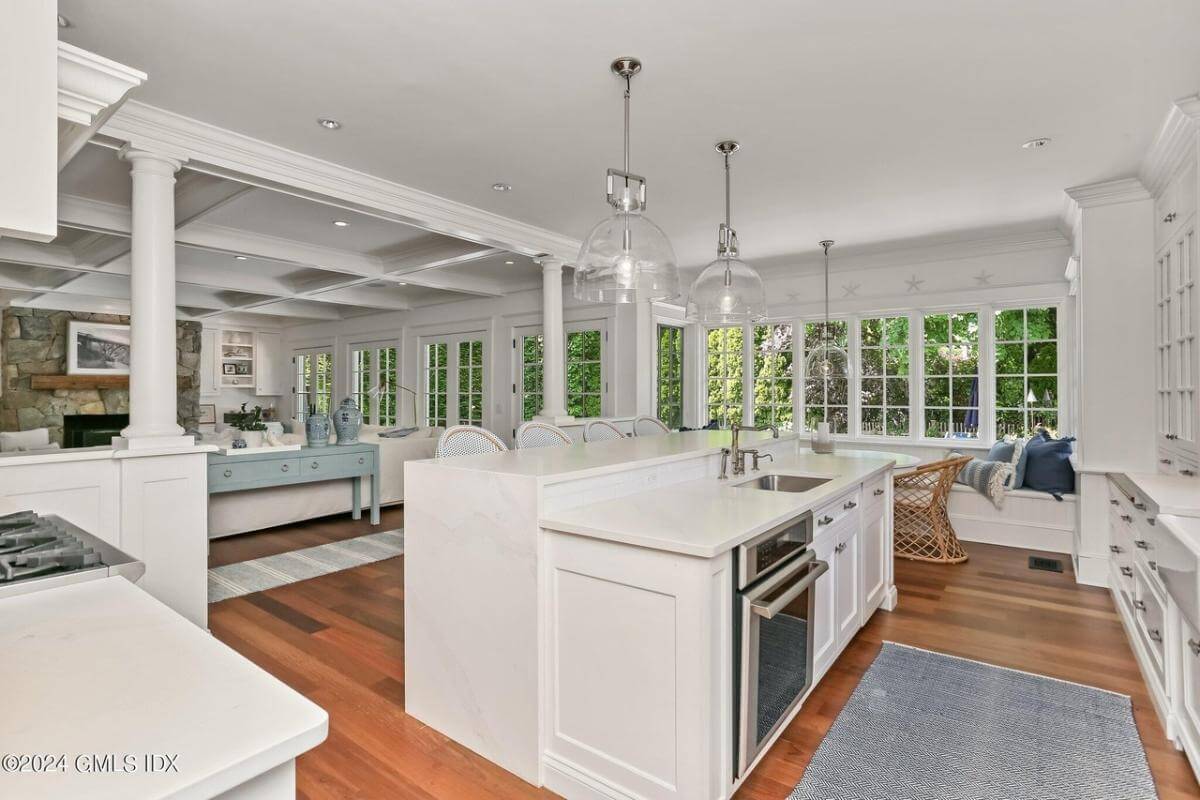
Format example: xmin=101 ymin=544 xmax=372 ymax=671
xmin=1029 ymin=556 xmax=1063 ymax=573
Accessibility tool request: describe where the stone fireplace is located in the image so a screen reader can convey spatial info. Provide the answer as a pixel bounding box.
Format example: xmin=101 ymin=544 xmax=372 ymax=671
xmin=0 ymin=308 xmax=201 ymax=445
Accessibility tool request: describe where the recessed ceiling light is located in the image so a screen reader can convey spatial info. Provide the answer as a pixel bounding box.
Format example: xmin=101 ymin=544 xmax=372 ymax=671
xmin=492 ymin=183 xmax=512 ymax=192
xmin=332 ymin=220 xmax=349 ymax=227
xmin=1021 ymin=137 xmax=1051 ymax=150
xmin=504 ymin=260 xmax=515 ymax=265
xmin=57 ymin=14 xmax=71 ymax=28
xmin=396 ymin=282 xmax=407 ymax=286
xmin=234 ymin=255 xmax=248 ymax=261
xmin=317 ymin=118 xmax=342 ymax=130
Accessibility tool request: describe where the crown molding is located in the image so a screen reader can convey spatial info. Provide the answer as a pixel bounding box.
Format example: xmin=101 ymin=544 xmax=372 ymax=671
xmin=100 ymin=101 xmax=582 ymax=263
xmin=57 ymin=43 xmax=146 ymax=170
xmin=1063 ymin=177 xmax=1151 ymax=209
xmin=1140 ymin=94 xmax=1200 ymax=197
xmin=751 ymin=225 xmax=1068 ymax=279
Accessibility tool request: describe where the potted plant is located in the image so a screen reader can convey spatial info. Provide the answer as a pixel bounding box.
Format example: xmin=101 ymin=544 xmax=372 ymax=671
xmin=228 ymin=402 xmax=268 ymax=448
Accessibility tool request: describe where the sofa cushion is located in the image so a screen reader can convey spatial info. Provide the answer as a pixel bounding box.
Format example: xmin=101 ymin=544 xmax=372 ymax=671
xmin=1023 ymin=434 xmax=1076 ymax=495
xmin=954 ymin=457 xmax=1015 ymax=509
xmin=985 ymin=436 xmax=1029 ymax=488
xmin=0 ymin=428 xmax=50 ymax=453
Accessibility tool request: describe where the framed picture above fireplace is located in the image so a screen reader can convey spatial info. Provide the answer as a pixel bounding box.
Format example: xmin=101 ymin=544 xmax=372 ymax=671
xmin=67 ymin=322 xmax=131 ymax=376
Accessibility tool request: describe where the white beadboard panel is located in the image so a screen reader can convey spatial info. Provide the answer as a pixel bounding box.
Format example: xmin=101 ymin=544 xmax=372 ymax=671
xmin=948 ymin=484 xmax=1076 ymax=554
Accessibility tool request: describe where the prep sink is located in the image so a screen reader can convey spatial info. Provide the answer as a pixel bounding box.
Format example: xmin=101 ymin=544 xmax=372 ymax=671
xmin=735 ymin=474 xmax=832 ymax=493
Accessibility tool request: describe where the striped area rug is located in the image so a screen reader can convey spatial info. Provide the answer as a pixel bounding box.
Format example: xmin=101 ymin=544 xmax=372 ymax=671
xmin=790 ymin=642 xmax=1157 ymax=799
xmin=208 ymin=529 xmax=404 ymax=603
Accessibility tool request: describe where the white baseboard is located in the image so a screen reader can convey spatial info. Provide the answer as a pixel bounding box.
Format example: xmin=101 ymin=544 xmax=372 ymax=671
xmin=542 ymin=753 xmax=640 ymax=800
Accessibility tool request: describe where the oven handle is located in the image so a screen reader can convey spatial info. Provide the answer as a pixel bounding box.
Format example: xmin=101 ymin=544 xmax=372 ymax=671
xmin=749 ymin=558 xmax=829 ymax=619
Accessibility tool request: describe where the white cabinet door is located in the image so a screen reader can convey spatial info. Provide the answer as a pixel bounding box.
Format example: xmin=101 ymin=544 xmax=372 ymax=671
xmin=861 ymin=503 xmax=887 ymax=616
xmin=811 ymin=532 xmax=838 ymax=678
xmin=1180 ymin=615 xmax=1200 ymax=762
xmin=199 ymin=329 xmax=218 ymax=397
xmin=834 ymin=523 xmax=861 ymax=650
xmin=254 ymin=332 xmax=284 ymax=396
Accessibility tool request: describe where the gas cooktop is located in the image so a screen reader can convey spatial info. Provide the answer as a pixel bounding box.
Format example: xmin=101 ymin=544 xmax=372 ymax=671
xmin=0 ymin=511 xmax=145 ymax=598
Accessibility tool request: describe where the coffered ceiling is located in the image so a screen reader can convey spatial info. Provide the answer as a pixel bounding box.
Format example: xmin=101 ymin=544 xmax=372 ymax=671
xmin=0 ymin=143 xmax=543 ymax=325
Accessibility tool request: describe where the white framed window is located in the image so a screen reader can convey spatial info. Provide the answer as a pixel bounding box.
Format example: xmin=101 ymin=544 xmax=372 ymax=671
xmin=858 ymin=315 xmax=912 ymax=437
xmin=752 ymin=323 xmax=794 ymax=429
xmin=421 ymin=331 xmax=486 ymax=429
xmin=656 ymin=324 xmax=685 ymax=429
xmin=921 ymin=311 xmax=980 ymax=440
xmin=994 ymin=306 xmax=1059 ymax=437
xmin=802 ymin=320 xmax=850 ymax=433
xmin=294 ymin=348 xmax=333 ymax=423
xmin=511 ymin=320 xmax=608 ymax=429
xmin=350 ymin=341 xmax=399 ymax=426
xmin=705 ymin=326 xmax=744 ymax=428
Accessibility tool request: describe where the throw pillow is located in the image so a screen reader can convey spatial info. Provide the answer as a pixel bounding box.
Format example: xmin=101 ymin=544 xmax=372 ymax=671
xmin=1023 ymin=434 xmax=1076 ymax=495
xmin=0 ymin=428 xmax=50 ymax=453
xmin=955 ymin=458 xmax=1015 ymax=509
xmin=984 ymin=436 xmax=1027 ymax=488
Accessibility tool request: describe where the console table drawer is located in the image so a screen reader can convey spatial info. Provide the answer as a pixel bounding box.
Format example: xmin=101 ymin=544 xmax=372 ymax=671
xmin=209 ymin=458 xmax=301 ymax=489
xmin=302 ymin=450 xmax=374 ymax=479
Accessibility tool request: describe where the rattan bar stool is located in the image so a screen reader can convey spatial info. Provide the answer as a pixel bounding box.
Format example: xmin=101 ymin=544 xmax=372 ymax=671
xmin=892 ymin=455 xmax=972 ymax=564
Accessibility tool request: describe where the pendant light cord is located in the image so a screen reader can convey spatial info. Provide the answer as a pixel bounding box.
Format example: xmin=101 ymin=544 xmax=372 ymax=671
xmin=724 ymin=151 xmax=732 ymax=231
xmin=822 ymin=241 xmax=831 ymax=341
xmin=623 ymin=76 xmax=631 ymax=183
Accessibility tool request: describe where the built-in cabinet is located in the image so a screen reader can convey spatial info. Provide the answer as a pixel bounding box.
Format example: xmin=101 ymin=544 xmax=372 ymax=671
xmin=1154 ymin=149 xmax=1200 ymax=480
xmin=198 ymin=325 xmax=284 ymax=399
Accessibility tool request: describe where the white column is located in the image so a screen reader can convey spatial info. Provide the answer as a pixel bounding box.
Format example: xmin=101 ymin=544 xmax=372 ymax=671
xmin=118 ymin=147 xmax=192 ymax=449
xmin=536 ymin=258 xmax=571 ymax=422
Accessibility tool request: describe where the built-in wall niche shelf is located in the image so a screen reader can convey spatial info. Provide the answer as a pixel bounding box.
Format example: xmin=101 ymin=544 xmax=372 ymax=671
xmin=31 ymin=375 xmax=192 ymax=390
xmin=220 ymin=330 xmax=255 ymax=388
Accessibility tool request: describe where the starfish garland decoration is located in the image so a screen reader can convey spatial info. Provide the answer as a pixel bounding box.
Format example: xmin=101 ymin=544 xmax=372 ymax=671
xmin=842 ymin=282 xmax=860 ymax=297
xmin=904 ymin=274 xmax=924 ymax=293
xmin=974 ymin=270 xmax=993 ymax=286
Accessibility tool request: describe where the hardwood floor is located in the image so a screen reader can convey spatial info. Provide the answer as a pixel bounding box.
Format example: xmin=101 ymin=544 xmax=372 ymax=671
xmin=207 ymin=507 xmax=406 ymax=567
xmin=208 ymin=523 xmax=1200 ymax=800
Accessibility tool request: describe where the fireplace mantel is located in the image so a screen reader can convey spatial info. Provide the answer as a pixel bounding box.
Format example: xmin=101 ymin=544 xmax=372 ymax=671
xmin=30 ymin=375 xmax=193 ymax=390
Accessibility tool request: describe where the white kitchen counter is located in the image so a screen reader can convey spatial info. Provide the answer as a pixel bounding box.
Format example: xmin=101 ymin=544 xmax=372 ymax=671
xmin=1123 ymin=471 xmax=1200 ymax=516
xmin=0 ymin=577 xmax=327 ymax=799
xmin=541 ymin=450 xmax=916 ymax=557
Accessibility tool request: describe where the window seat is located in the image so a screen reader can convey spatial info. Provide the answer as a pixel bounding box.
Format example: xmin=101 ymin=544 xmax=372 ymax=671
xmin=947 ymin=483 xmax=1076 ymax=554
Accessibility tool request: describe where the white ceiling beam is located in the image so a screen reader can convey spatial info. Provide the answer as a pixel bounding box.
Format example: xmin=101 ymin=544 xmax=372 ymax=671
xmin=174 ymin=174 xmax=257 ymax=228
xmin=378 ymin=237 xmax=500 ymax=275
xmin=0 ymin=239 xmax=80 ymax=271
xmin=225 ymin=298 xmax=345 ymax=321
xmin=175 ymin=221 xmax=384 ymax=277
xmin=58 ymin=194 xmax=132 ymax=235
xmin=302 ymin=285 xmax=412 ymax=311
xmin=102 ymin=101 xmax=581 ymax=263
xmin=393 ymin=271 xmax=507 ymax=298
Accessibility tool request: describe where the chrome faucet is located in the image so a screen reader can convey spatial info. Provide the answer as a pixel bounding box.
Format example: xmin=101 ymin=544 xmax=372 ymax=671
xmin=720 ymin=422 xmax=780 ymax=478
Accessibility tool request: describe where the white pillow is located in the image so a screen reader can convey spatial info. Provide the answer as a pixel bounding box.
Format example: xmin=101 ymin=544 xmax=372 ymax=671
xmin=0 ymin=428 xmax=50 ymax=453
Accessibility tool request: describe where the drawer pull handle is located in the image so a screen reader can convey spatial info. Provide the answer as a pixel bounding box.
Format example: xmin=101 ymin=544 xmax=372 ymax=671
xmin=818 ymin=515 xmax=834 ymax=526
xmin=1122 ymin=515 xmax=1133 ymax=523
xmin=843 ymin=500 xmax=857 ymax=510
xmin=835 ymin=542 xmax=847 ymax=553
xmin=1189 ymin=639 xmax=1200 ymax=657
xmin=223 ymin=469 xmax=232 ymax=478
xmin=1149 ymin=560 xmax=1158 ymax=571
xmin=1109 ymin=499 xmax=1120 ymax=506
xmin=1120 ymin=566 xmax=1133 ymax=577
xmin=1109 ymin=545 xmax=1122 ymax=554
xmin=281 ymin=464 xmax=290 ymax=472
xmin=358 ymin=457 xmax=365 ymax=465
xmin=1134 ymin=539 xmax=1148 ymax=549
xmin=1160 ymin=458 xmax=1173 ymax=465
xmin=312 ymin=461 xmax=319 ymax=469
xmin=1133 ymin=501 xmax=1147 ymax=511
xmin=873 ymin=488 xmax=884 ymax=496
xmin=1133 ymin=599 xmax=1146 ymax=611
xmin=1182 ymin=469 xmax=1197 ymax=477
xmin=1148 ymin=628 xmax=1163 ymax=643
xmin=1166 ymin=433 xmax=1178 ymax=440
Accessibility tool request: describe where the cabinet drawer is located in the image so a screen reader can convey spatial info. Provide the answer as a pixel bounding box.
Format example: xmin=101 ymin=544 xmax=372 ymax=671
xmin=862 ymin=474 xmax=888 ymax=512
xmin=1133 ymin=565 xmax=1167 ymax=681
xmin=209 ymin=457 xmax=301 ymax=489
xmin=813 ymin=487 xmax=862 ymax=532
xmin=301 ymin=450 xmax=374 ymax=479
xmin=1181 ymin=615 xmax=1200 ymax=742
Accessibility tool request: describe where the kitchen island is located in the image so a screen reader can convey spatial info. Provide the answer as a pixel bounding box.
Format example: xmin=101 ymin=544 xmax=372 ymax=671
xmin=404 ymin=431 xmax=916 ymax=800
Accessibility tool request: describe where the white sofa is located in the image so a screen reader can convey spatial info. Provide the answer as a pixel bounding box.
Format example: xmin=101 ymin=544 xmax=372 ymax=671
xmin=206 ymin=425 xmax=442 ymax=538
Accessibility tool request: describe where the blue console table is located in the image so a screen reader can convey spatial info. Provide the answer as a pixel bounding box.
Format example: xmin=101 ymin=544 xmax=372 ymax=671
xmin=207 ymin=442 xmax=380 ymax=525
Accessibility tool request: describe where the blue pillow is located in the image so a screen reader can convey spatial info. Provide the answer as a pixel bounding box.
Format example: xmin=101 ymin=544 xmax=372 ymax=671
xmin=1023 ymin=434 xmax=1076 ymax=495
xmin=985 ymin=437 xmax=1029 ymax=489
xmin=955 ymin=458 xmax=1015 ymax=509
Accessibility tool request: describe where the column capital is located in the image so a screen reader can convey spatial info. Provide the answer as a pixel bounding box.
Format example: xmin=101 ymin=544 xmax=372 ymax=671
xmin=536 ymin=257 xmax=565 ymax=273
xmin=118 ymin=144 xmax=185 ymax=174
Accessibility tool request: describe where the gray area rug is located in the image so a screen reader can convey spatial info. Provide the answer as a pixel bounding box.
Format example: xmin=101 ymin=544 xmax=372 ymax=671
xmin=208 ymin=529 xmax=404 ymax=603
xmin=790 ymin=642 xmax=1157 ymax=800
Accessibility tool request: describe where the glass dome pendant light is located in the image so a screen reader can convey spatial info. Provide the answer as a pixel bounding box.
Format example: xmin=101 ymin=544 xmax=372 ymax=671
xmin=573 ymin=57 xmax=680 ymax=304
xmin=804 ymin=240 xmax=853 ymax=382
xmin=686 ymin=140 xmax=767 ymax=324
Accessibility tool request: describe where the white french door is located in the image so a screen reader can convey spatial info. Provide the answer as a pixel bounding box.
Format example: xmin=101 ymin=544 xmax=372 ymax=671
xmin=421 ymin=332 xmax=486 ymax=429
xmin=511 ymin=320 xmax=608 ymax=434
xmin=294 ymin=347 xmax=333 ymax=422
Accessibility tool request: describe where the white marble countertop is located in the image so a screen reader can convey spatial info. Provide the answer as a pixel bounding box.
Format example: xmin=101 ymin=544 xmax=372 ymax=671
xmin=427 ymin=429 xmax=795 ymax=484
xmin=0 ymin=577 xmax=327 ymax=799
xmin=1160 ymin=514 xmax=1200 ymax=555
xmin=540 ymin=450 xmax=917 ymax=557
xmin=1123 ymin=472 xmax=1200 ymax=517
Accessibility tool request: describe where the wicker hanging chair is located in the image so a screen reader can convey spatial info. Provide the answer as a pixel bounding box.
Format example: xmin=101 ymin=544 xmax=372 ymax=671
xmin=892 ymin=455 xmax=972 ymax=564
